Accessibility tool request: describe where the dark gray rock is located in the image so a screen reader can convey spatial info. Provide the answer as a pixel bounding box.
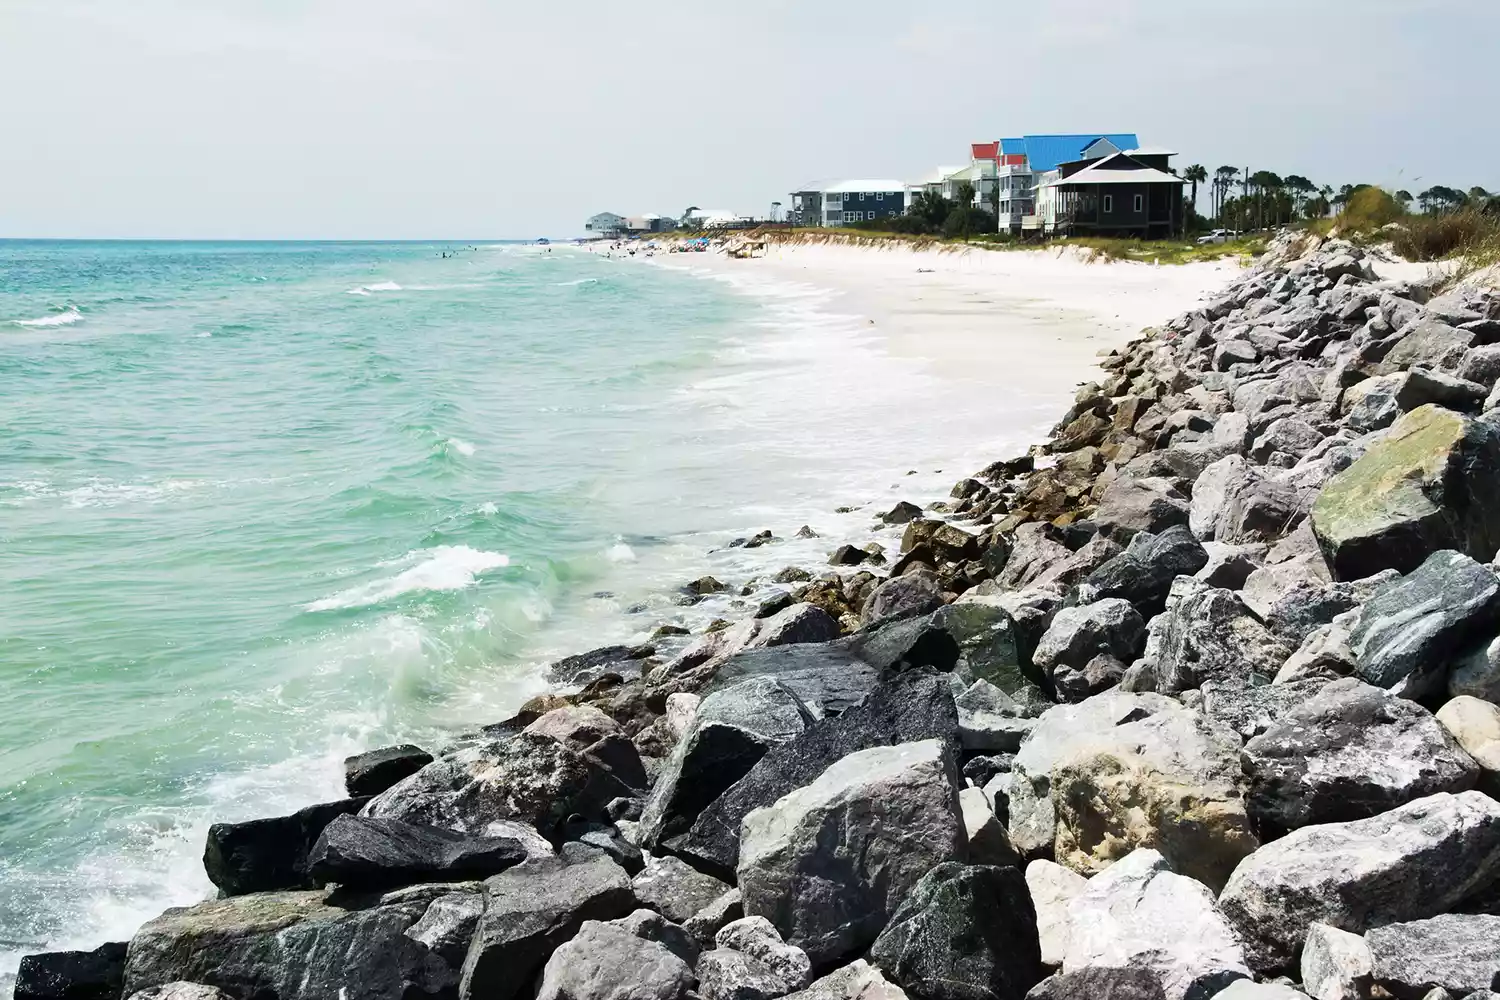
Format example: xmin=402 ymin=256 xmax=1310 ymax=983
xmin=1263 ymin=573 xmax=1396 ymax=647
xmin=705 ymin=644 xmax=880 ymax=717
xmin=869 ymin=863 xmax=1042 ymax=1000
xmin=1142 ymin=579 xmax=1292 ymax=694
xmin=1242 ymin=678 xmax=1479 ymax=835
xmin=677 ymin=673 xmax=956 ymax=878
xmin=568 ymin=822 xmax=644 ymax=875
xmin=933 ymin=600 xmax=1050 ymax=702
xmin=738 ymin=739 xmax=966 ymax=969
xmin=344 ymin=745 xmax=434 ymax=798
xmin=996 ymin=524 xmax=1074 ymax=591
xmin=1199 ymin=678 xmax=1328 ymax=742
xmin=883 ymin=501 xmax=925 ymax=525
xmin=549 ymin=644 xmax=656 ymax=685
xmin=639 ymin=676 xmax=814 ymax=850
xmin=754 ymin=603 xmax=843 ymax=648
xmin=14 ymin=943 xmax=126 ymax=1000
xmin=1348 ymin=550 xmax=1500 ymax=698
xmin=1219 ymin=791 xmax=1500 ymax=974
xmin=1053 ymin=653 xmax=1129 ymax=704
xmin=362 ymin=732 xmax=633 ymax=839
xmin=1024 ymin=969 xmax=1167 ymax=1000
xmin=1092 ymin=476 xmax=1191 ymax=542
xmin=861 ymin=571 xmax=946 ymax=627
xmin=829 ymin=545 xmax=873 ymax=566
xmin=847 ymin=614 xmax=961 ymax=677
xmin=459 ymin=845 xmax=637 ymax=1000
xmin=1081 ymin=526 xmax=1210 ymax=615
xmin=306 ymin=814 xmax=527 ymax=888
xmin=533 ymin=909 xmax=698 ymax=1000
xmin=123 ymin=883 xmax=482 ymax=1000
xmin=1311 ymin=405 xmax=1500 ymax=580
xmin=1367 ymin=914 xmax=1500 ymax=1000
xmin=203 ymin=797 xmax=368 ymax=897
xmin=696 ymin=916 xmax=813 ymax=1000
xmin=1031 ymin=599 xmax=1146 ymax=682
xmin=683 ymin=888 xmax=745 ymax=948
xmin=1380 ymin=318 xmax=1474 ymax=375
xmin=632 ymin=854 xmax=733 ymax=924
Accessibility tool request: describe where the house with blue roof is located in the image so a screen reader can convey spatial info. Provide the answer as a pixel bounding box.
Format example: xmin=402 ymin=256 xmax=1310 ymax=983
xmin=988 ymin=134 xmax=1143 ymax=234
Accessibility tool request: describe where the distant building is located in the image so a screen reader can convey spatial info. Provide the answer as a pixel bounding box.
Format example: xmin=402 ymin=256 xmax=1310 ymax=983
xmin=585 ymin=212 xmax=626 ymax=236
xmin=793 ymin=180 xmax=906 ymax=227
xmin=622 ymin=213 xmax=677 ymax=234
xmin=984 ymin=134 xmax=1140 ymax=234
xmin=788 ymin=189 xmax=823 ymax=227
xmin=681 ymin=209 xmax=741 ymax=228
xmin=1036 ymin=148 xmax=1186 ymax=238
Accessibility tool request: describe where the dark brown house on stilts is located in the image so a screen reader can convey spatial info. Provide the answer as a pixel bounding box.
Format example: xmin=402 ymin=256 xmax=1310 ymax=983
xmin=1037 ymin=148 xmax=1186 ymax=239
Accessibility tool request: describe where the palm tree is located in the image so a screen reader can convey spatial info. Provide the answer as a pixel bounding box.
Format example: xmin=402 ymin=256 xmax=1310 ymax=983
xmin=1183 ymin=164 xmax=1207 ymax=217
xmin=1283 ymin=175 xmax=1315 ymax=219
xmin=1213 ymin=166 xmax=1240 ymax=224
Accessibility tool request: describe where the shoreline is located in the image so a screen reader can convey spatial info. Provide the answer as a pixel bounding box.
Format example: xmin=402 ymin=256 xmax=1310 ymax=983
xmin=25 ymin=230 xmax=1500 ymax=999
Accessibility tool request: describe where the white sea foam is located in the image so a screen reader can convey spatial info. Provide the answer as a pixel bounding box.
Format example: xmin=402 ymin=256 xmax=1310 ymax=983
xmin=305 ymin=545 xmax=511 ymax=612
xmin=345 ymin=281 xmax=403 ymax=296
xmin=446 ymin=437 xmax=476 ymax=456
xmin=605 ymin=541 xmax=636 ymax=562
xmin=13 ymin=306 xmax=83 ymax=328
xmin=555 ymin=277 xmax=598 ymax=287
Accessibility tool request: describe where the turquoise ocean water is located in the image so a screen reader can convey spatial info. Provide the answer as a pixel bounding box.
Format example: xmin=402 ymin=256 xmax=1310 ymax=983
xmin=0 ymin=239 xmax=1058 ymax=981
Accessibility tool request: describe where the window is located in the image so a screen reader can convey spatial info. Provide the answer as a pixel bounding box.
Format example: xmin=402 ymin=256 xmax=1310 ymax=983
xmin=859 ymin=192 xmax=866 ymax=201
xmin=1103 ymin=194 xmax=1114 ymax=213
xmin=876 ymin=192 xmax=884 ymax=201
xmin=1133 ymin=194 xmax=1144 ymax=213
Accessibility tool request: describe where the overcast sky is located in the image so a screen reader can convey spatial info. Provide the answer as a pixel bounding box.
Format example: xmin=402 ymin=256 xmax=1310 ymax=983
xmin=2 ymin=0 xmax=1495 ymax=240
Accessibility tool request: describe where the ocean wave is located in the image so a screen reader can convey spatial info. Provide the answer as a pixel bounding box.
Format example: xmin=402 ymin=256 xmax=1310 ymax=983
xmin=555 ymin=277 xmax=599 ymax=287
xmin=13 ymin=306 xmax=83 ymax=328
xmin=446 ymin=438 xmax=476 ymax=457
xmin=345 ymin=281 xmax=403 ymax=296
xmin=306 ymin=545 xmax=511 ymax=612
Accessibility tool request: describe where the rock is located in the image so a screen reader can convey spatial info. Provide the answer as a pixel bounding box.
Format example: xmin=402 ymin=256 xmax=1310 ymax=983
xmin=995 ymin=525 xmax=1074 ymax=591
xmin=1025 ymin=860 xmax=1088 ymax=968
xmin=1300 ymin=922 xmax=1373 ymax=1000
xmin=632 ymin=855 xmax=734 ymax=925
xmin=684 ymin=888 xmax=745 ymax=947
xmin=344 ymin=745 xmax=434 ymax=797
xmin=306 ymin=815 xmax=527 ymax=888
xmin=783 ymin=961 xmax=909 ymax=999
xmin=1024 ymin=968 xmax=1168 ymax=1000
xmin=688 ymin=576 xmax=729 ymax=596
xmin=1242 ymin=678 xmax=1479 ymax=835
xmin=1080 ymin=525 xmax=1210 ymax=615
xmin=125 ymin=984 xmax=233 ymax=1000
xmin=1142 ymin=579 xmax=1292 ymax=694
xmin=1450 ymin=637 xmax=1500 ymax=702
xmin=961 ymin=786 xmax=1021 ymax=867
xmin=666 ymin=692 xmax=701 ymax=740
xmin=1031 ymin=599 xmax=1146 ymax=684
xmin=738 ymin=739 xmax=966 ymax=968
xmin=696 ymin=916 xmax=813 ymax=1000
xmin=459 ymin=846 xmax=637 ymax=1000
xmin=363 ymin=732 xmax=632 ymax=839
xmin=1398 ymin=368 xmax=1489 ymax=413
xmin=756 ymin=603 xmax=843 ymax=647
xmin=1459 ymin=344 xmax=1500 ymax=387
xmin=1052 ymin=653 xmax=1129 ymax=704
xmin=932 ymin=600 xmax=1049 ymax=702
xmin=883 ymin=501 xmax=925 ymax=525
xmin=1366 ymin=914 xmax=1500 ymax=1000
xmin=202 ymin=797 xmax=367 ymax=897
xmin=1261 ymin=571 xmax=1394 ymax=648
xmin=1006 ymin=691 xmax=1181 ymax=861
xmin=1341 ymin=374 xmax=1404 ymax=433
xmin=639 ymin=676 xmax=814 ymax=849
xmin=1218 ymin=791 xmax=1500 ymax=973
xmin=869 ymin=863 xmax=1043 ymax=1000
xmin=14 ymin=943 xmax=127 ymax=1000
xmin=570 ymin=822 xmax=645 ymax=875
xmin=830 ymin=545 xmax=873 ymax=566
xmin=1199 ymin=678 xmax=1328 ymax=742
xmin=1195 ymin=542 xmax=1267 ymax=590
xmin=677 ymin=674 xmax=957 ymax=879
xmin=1311 ymin=405 xmax=1500 ymax=579
xmin=1437 ymin=696 xmax=1500 ymax=795
xmin=1216 ymin=339 xmax=1260 ymax=371
xmin=846 ymin=614 xmax=961 ymax=677
xmin=534 ymin=909 xmax=698 ymax=1000
xmin=1060 ymin=849 xmax=1251 ymax=1000
xmin=957 ymin=693 xmax=1035 ymax=754
xmin=861 ymin=572 xmax=946 ymax=627
xmin=550 ymin=644 xmax=657 ymax=685
xmin=1275 ymin=620 xmax=1360 ymax=685
xmin=1049 ymin=703 xmax=1257 ymax=892
xmin=524 ymin=705 xmax=622 ymax=749
xmin=705 ymin=644 xmax=880 ymax=717
xmin=1380 ymin=318 xmax=1474 ymax=375
xmin=1189 ymin=456 xmax=1309 ymax=546
xmin=123 ymin=884 xmax=482 ymax=1000
xmin=1092 ymin=477 xmax=1190 ymax=542
xmin=1211 ymin=985 xmax=1311 ymax=999
xmin=1347 ymin=550 xmax=1500 ymax=698
xmin=901 ymin=520 xmax=982 ymax=563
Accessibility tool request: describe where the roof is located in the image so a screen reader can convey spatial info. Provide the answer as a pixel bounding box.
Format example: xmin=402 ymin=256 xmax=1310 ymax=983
xmin=823 ymin=178 xmax=908 ymax=194
xmin=1001 ymin=134 xmax=1142 ymax=173
xmin=1042 ymin=153 xmax=1184 ymax=188
xmin=1124 ymin=146 xmax=1178 ymax=157
xmin=971 ymin=141 xmax=1000 ymax=160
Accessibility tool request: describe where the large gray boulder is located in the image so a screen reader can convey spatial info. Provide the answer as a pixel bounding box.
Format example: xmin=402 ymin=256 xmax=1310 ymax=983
xmin=202 ymin=798 xmax=367 ymax=897
xmin=1310 ymin=405 xmax=1500 ymax=579
xmin=1059 ymin=849 xmax=1251 ymax=1000
xmin=1199 ymin=678 xmax=1329 ymax=742
xmin=306 ymin=815 xmax=527 ymax=888
xmin=1190 ymin=456 xmax=1311 ymax=546
xmin=737 ymin=739 xmax=966 ymax=969
xmin=861 ymin=572 xmax=946 ymax=627
xmin=362 ymin=733 xmax=632 ymax=838
xmin=1218 ymin=791 xmax=1500 ymax=973
xmin=677 ymin=674 xmax=957 ymax=879
xmin=941 ymin=592 xmax=1056 ymax=701
xmin=15 ymin=943 xmax=126 ymax=1000
xmin=1031 ymin=600 xmax=1146 ymax=696
xmin=638 ymin=677 xmax=814 ymax=850
xmin=704 ymin=644 xmax=879 ymax=717
xmin=781 ymin=961 xmax=909 ymax=999
xmin=1092 ymin=476 xmax=1190 ymax=541
xmin=1241 ymin=678 xmax=1479 ymax=834
xmin=1365 ymin=913 xmax=1500 ymax=1000
xmin=126 ymin=985 xmax=233 ymax=1000
xmin=1081 ymin=526 xmax=1210 ymax=614
xmin=632 ymin=856 xmax=733 ymax=925
xmin=869 ymin=863 xmax=1043 ymax=1000
xmin=1025 ymin=860 xmax=1088 ymax=968
xmin=344 ymin=745 xmax=434 ymax=797
xmin=1346 ymin=550 xmax=1500 ymax=699
xmin=1023 ymin=968 xmax=1167 ymax=1000
xmin=534 ymin=909 xmax=699 ymax=1000
xmin=122 ymin=884 xmax=481 ymax=1000
xmin=1141 ymin=578 xmax=1292 ymax=694
xmin=459 ymin=845 xmax=636 ymax=1000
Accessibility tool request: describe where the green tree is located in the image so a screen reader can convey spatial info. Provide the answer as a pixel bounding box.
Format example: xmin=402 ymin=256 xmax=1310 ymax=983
xmin=1183 ymin=164 xmax=1207 ymax=215
xmin=910 ymin=190 xmax=955 ymax=231
xmin=1213 ymin=166 xmax=1240 ymax=224
xmin=1395 ymin=189 xmax=1414 ymax=210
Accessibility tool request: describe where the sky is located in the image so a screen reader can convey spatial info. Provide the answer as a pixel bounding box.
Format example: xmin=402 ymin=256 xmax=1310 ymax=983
xmin=1 ymin=0 xmax=1496 ymax=240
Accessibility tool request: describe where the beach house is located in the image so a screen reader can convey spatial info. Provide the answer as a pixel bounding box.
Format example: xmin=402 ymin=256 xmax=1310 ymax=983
xmin=1035 ymin=147 xmax=1186 ymax=239
xmin=791 ymin=181 xmax=907 ymax=227
xmin=975 ymin=134 xmax=1141 ymax=234
xmin=585 ymin=212 xmax=627 ymax=237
